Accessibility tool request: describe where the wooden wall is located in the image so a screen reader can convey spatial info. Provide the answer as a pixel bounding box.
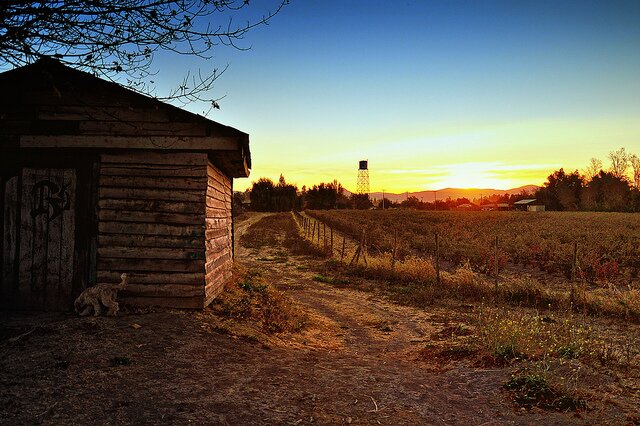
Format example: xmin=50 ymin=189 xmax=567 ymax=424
xmin=204 ymin=161 xmax=233 ymax=306
xmin=97 ymin=151 xmax=211 ymax=308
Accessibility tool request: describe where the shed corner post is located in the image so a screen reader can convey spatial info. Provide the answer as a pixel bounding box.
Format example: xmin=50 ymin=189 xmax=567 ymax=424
xmin=231 ymin=179 xmax=235 ymax=261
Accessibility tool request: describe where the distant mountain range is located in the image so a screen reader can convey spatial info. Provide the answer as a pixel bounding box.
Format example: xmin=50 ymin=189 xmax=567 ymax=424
xmin=361 ymin=185 xmax=539 ymax=203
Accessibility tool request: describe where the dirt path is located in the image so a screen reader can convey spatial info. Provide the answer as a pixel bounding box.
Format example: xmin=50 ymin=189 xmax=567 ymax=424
xmin=0 ymin=212 xmax=632 ymax=425
xmin=230 ymin=213 xmax=596 ymax=425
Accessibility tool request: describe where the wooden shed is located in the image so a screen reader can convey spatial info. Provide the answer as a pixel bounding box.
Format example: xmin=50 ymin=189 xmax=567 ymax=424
xmin=0 ymin=58 xmax=250 ymax=310
xmin=513 ymin=199 xmax=546 ymax=212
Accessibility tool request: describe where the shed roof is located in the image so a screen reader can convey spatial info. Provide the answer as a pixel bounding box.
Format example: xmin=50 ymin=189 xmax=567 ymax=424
xmin=513 ymin=199 xmax=541 ymax=205
xmin=0 ymin=58 xmax=250 ymax=177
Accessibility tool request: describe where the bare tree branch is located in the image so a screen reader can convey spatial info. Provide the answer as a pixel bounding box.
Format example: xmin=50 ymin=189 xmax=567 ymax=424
xmin=0 ymin=0 xmax=289 ymax=112
xmin=608 ymin=147 xmax=629 ymax=180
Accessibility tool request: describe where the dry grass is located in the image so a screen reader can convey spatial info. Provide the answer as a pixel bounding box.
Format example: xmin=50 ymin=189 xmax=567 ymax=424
xmin=475 ymin=308 xmax=601 ymax=363
xmin=242 ymin=213 xmax=327 ymax=257
xmin=300 ymin=215 xmax=640 ymax=321
xmin=211 ymin=265 xmax=308 ymax=334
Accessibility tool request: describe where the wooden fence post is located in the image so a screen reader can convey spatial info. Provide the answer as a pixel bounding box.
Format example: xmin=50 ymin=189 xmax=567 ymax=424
xmin=311 ymin=221 xmax=316 ymax=241
xmin=317 ymin=221 xmax=321 ymax=245
xmin=361 ymin=229 xmax=368 ymax=266
xmin=392 ymin=230 xmax=398 ymax=269
xmin=494 ymin=236 xmax=499 ymax=293
xmin=571 ymin=241 xmax=578 ymax=282
xmin=350 ymin=229 xmax=367 ymax=266
xmin=435 ymin=232 xmax=441 ymax=286
xmin=350 ymin=238 xmax=361 ymax=266
xmin=323 ymin=222 xmax=327 ymax=249
xmin=330 ymin=226 xmax=334 ymax=256
xmin=570 ymin=241 xmax=578 ymax=308
xmin=341 ymin=236 xmax=346 ymax=263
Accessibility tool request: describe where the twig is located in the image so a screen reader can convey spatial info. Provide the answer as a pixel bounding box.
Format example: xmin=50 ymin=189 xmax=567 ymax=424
xmin=7 ymin=326 xmax=38 ymax=342
xmin=36 ymin=401 xmax=58 ymax=417
xmin=369 ymin=395 xmax=378 ymax=412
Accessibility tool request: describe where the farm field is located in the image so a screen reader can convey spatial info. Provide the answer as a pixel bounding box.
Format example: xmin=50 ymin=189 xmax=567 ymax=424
xmin=306 ymin=210 xmax=640 ymax=285
xmin=304 ymin=209 xmax=640 ymax=321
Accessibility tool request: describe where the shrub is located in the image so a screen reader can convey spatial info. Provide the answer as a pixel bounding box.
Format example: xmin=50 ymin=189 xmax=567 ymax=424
xmin=475 ymin=308 xmax=599 ymax=363
xmin=211 ymin=265 xmax=308 ymax=334
xmin=505 ymin=368 xmax=587 ymax=411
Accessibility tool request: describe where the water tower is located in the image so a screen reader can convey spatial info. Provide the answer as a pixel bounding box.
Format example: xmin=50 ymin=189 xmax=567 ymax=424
xmin=356 ymin=160 xmax=370 ymax=195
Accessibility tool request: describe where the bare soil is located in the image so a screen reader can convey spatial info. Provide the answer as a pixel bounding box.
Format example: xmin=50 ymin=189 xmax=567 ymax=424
xmin=1 ymin=212 xmax=638 ymax=425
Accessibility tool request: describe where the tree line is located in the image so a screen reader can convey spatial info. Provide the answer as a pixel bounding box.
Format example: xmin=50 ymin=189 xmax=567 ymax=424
xmin=237 ymin=176 xmax=373 ymax=212
xmin=236 ymin=147 xmax=640 ymax=213
xmin=535 ymin=148 xmax=640 ymax=212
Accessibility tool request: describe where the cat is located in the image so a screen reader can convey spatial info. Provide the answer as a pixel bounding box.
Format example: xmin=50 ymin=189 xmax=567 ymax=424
xmin=74 ymin=273 xmax=128 ymax=316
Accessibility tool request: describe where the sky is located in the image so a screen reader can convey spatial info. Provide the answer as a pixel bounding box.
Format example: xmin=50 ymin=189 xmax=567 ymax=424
xmin=165 ymin=0 xmax=640 ymax=193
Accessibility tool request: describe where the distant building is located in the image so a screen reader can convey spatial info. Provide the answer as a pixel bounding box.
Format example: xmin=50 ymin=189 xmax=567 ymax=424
xmin=513 ymin=199 xmax=546 ymax=212
xmin=480 ymin=203 xmax=511 ymax=211
xmin=455 ymin=203 xmax=480 ymax=211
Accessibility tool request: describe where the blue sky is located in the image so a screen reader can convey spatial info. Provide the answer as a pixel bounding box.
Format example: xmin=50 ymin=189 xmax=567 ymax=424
xmin=133 ymin=1 xmax=640 ymax=191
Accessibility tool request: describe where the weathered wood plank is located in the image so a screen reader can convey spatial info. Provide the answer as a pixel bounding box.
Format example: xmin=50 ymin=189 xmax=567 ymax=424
xmin=205 ymin=207 xmax=231 ymax=219
xmin=79 ymin=120 xmax=209 ymax=136
xmin=100 ymin=164 xmax=207 ymax=178
xmin=205 ymin=237 xmax=230 ymax=252
xmin=101 ymin=152 xmax=207 ymax=166
xmin=204 ymin=277 xmax=226 ymax=306
xmin=97 ymin=247 xmax=204 ymax=260
xmin=206 ymin=247 xmax=230 ymax=264
xmin=97 ymin=271 xmax=204 ymax=285
xmin=21 ymin=135 xmax=238 ymax=150
xmin=98 ymin=199 xmax=205 ymax=214
xmin=59 ymin=169 xmax=76 ymax=310
xmin=97 ymin=234 xmax=203 ymax=249
xmin=45 ymin=169 xmax=62 ymax=309
xmin=207 ymin=162 xmax=228 ymax=181
xmin=205 ymin=252 xmax=232 ymax=275
xmin=205 ymin=266 xmax=232 ymax=297
xmin=120 ymin=295 xmax=204 ymax=309
xmin=2 ymin=176 xmax=18 ymax=299
xmin=207 ymin=170 xmax=232 ymax=191
xmin=206 ymin=218 xmax=230 ymax=229
xmin=207 ymin=187 xmax=230 ymax=200
xmin=97 ymin=258 xmax=204 ymax=273
xmin=98 ymin=210 xmax=204 ymax=226
xmin=14 ymin=90 xmax=134 ymax=107
xmin=99 ymin=176 xmax=207 ymax=190
xmin=204 ymin=268 xmax=227 ymax=286
xmin=98 ymin=187 xmax=205 ymax=203
xmin=99 ymin=222 xmax=205 ymax=237
xmin=207 ymin=179 xmax=230 ymax=192
xmin=120 ymin=284 xmax=204 ymax=298
xmin=205 ymin=228 xmax=227 ymax=240
xmin=205 ymin=235 xmax=229 ymax=250
xmin=206 ymin=191 xmax=228 ymax=204
xmin=205 ymin=267 xmax=232 ymax=287
xmin=205 ymin=241 xmax=230 ymax=256
xmin=18 ymin=169 xmax=37 ymax=308
xmin=207 ymin=186 xmax=230 ymax=199
xmin=0 ymin=119 xmax=79 ymax=135
xmin=37 ymin=105 xmax=173 ymax=122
